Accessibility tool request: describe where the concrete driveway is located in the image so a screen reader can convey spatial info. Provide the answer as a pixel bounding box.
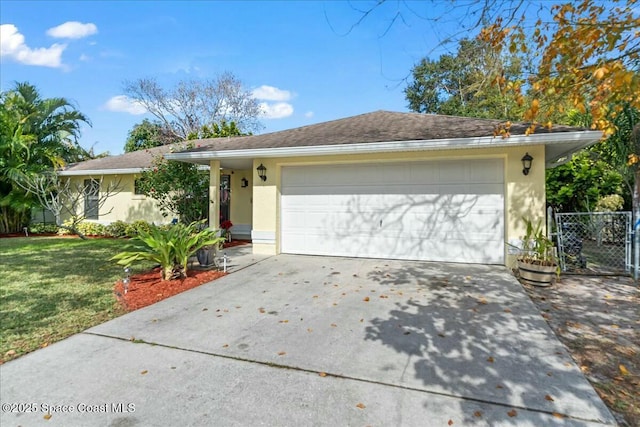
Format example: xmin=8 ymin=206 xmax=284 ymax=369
xmin=1 ymin=252 xmax=616 ymax=426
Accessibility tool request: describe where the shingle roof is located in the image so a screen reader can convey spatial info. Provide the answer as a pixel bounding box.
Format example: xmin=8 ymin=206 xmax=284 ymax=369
xmin=62 ymin=110 xmax=585 ymax=173
xmin=61 ymin=142 xmax=179 ymax=173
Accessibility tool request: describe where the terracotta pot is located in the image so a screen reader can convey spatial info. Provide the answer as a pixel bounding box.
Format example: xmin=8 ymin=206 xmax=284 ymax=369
xmin=517 ymin=260 xmax=557 ymax=287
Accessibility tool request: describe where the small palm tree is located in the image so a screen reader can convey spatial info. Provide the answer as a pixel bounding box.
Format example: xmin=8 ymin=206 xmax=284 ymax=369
xmin=111 ymin=221 xmax=225 ymax=280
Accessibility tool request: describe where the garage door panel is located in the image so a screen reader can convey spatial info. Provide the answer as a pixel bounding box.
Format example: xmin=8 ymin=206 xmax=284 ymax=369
xmin=281 ymin=160 xmax=504 ymax=264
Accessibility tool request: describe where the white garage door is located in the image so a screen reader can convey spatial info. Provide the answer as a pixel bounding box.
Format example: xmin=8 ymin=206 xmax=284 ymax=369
xmin=281 ymin=159 xmax=504 ymax=264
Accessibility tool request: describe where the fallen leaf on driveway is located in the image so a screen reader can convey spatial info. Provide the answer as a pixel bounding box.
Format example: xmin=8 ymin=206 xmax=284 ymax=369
xmin=552 ymin=412 xmax=565 ymax=418
xmin=448 ymin=420 xmax=454 ymax=425
xmin=222 ymin=344 xmax=229 ymax=348
xmin=319 ymin=372 xmax=327 ymax=377
xmin=503 ymin=308 xmax=512 ymax=313
xmin=259 ymin=308 xmax=265 ymax=313
xmin=363 ymin=297 xmax=370 ymax=302
xmin=43 ymin=414 xmax=52 ymax=420
xmin=474 ymin=411 xmax=482 ymax=417
xmin=545 ymin=394 xmax=554 ymax=401
xmin=478 ymin=297 xmax=488 ymax=304
xmin=279 ymin=320 xmax=289 ymax=323
xmin=141 ymin=370 xmax=148 ymax=375
xmin=507 ymin=409 xmax=517 ymax=417
xmin=487 ymin=356 xmax=494 ymax=363
xmin=619 ymin=364 xmax=629 ymax=376
xmin=356 ymin=403 xmax=366 ymax=409
xmin=331 ymin=323 xmax=337 ymax=327
xmin=278 ymin=351 xmax=286 ymax=356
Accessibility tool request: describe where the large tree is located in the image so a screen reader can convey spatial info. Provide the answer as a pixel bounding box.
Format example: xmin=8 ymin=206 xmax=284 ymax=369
xmin=405 ymin=38 xmax=525 ymax=120
xmin=123 ymin=72 xmax=263 ymax=141
xmin=124 ymin=119 xmax=180 ymax=153
xmin=0 ymin=82 xmax=91 ymax=233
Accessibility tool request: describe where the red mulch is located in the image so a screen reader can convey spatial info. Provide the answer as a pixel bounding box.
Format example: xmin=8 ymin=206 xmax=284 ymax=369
xmin=114 ymin=267 xmax=226 ymax=311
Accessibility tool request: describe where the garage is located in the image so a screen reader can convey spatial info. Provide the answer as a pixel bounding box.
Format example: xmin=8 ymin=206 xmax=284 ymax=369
xmin=280 ymin=159 xmax=505 ymax=264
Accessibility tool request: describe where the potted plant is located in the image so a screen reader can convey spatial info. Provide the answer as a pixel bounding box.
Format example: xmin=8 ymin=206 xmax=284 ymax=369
xmin=516 ymin=218 xmax=559 ymax=287
xmin=220 ymin=220 xmax=233 ymax=242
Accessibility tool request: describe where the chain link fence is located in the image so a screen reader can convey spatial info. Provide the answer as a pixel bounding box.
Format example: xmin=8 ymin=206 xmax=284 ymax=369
xmin=554 ymin=212 xmax=632 ymax=275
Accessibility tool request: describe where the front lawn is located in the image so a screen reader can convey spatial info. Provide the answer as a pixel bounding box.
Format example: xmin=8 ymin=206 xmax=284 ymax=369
xmin=0 ymin=237 xmax=153 ymax=363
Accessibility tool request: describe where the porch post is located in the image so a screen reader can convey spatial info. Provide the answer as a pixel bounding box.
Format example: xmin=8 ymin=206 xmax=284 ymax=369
xmin=209 ymin=160 xmax=220 ymax=229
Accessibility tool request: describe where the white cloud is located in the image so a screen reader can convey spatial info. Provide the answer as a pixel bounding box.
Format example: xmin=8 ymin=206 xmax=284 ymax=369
xmin=259 ymin=102 xmax=294 ymax=119
xmin=252 ymin=85 xmax=292 ymax=101
xmin=79 ymin=53 xmax=90 ymax=61
xmin=304 ymin=111 xmax=314 ymax=118
xmin=46 ymin=21 xmax=98 ymax=39
xmin=103 ymin=95 xmax=147 ymax=115
xmin=0 ymin=24 xmax=66 ymax=68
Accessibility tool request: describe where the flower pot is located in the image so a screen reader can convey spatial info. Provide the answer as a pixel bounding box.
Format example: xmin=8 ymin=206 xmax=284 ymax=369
xmin=517 ymin=260 xmax=557 ymax=287
xmin=196 ymin=246 xmax=217 ymax=268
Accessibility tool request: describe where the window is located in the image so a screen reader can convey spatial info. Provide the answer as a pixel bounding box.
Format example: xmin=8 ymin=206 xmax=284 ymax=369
xmin=84 ymin=179 xmax=99 ymax=219
xmin=134 ymin=179 xmax=145 ymax=195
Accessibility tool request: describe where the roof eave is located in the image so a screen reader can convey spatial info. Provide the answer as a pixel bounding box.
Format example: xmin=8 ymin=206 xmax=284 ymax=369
xmin=165 ymin=131 xmax=604 ymax=165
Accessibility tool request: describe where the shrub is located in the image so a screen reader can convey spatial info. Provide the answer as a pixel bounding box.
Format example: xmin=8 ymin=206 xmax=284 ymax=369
xmin=111 ymin=221 xmax=225 ymax=280
xmin=57 ymin=220 xmax=108 ymax=237
xmin=28 ymin=223 xmax=60 ymax=234
xmin=124 ymin=220 xmax=152 ymax=237
xmin=105 ymin=220 xmax=129 ymax=238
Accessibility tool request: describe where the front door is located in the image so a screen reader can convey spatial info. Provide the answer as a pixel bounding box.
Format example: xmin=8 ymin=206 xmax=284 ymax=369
xmin=220 ymin=174 xmax=231 ymax=223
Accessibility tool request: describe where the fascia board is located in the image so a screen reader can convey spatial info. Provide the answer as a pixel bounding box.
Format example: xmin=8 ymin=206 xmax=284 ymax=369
xmin=165 ymin=131 xmax=604 ymax=162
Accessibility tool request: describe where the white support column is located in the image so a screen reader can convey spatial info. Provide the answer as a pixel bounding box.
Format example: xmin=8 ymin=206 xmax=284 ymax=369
xmin=209 ymin=160 xmax=220 ymax=229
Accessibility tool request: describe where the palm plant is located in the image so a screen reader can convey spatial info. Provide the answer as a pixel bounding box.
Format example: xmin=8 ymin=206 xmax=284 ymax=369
xmin=0 ymin=82 xmax=91 ymax=233
xmin=111 ymin=221 xmax=225 ymax=280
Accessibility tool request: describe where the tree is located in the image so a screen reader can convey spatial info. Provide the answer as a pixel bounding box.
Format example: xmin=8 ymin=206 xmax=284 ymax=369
xmin=15 ymin=172 xmax=121 ymax=239
xmin=478 ymin=0 xmax=639 ymax=136
xmin=136 ymin=143 xmax=209 ymax=224
xmin=124 ymin=119 xmax=180 ymax=152
xmin=186 ymin=120 xmax=247 ymax=140
xmin=123 ymin=72 xmax=263 ymax=140
xmin=405 ymin=38 xmax=525 ymax=120
xmin=0 ymin=82 xmax=91 ymax=233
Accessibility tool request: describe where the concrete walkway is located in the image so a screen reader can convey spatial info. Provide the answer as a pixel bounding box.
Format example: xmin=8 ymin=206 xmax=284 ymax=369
xmin=1 ymin=252 xmax=616 ymax=426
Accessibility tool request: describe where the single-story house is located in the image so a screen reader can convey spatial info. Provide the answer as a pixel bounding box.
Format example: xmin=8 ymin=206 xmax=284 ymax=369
xmin=60 ymin=110 xmax=602 ymax=267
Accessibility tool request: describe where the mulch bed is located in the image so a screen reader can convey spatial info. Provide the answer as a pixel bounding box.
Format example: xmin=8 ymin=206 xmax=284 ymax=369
xmin=114 ymin=267 xmax=226 ymax=311
xmin=113 ymin=241 xmax=249 ymax=311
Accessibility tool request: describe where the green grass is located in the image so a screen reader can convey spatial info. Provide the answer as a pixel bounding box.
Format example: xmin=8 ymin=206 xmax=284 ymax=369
xmin=0 ymin=237 xmax=153 ymax=363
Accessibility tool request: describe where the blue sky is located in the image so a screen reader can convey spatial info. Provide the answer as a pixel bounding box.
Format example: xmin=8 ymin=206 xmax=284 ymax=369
xmin=2 ymin=1 xmax=497 ymax=155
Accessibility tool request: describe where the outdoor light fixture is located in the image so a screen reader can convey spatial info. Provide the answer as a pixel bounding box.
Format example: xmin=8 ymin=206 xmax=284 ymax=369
xmin=521 ymin=153 xmax=533 ymax=176
xmin=257 ymin=163 xmax=267 ymax=182
xmin=241 ymin=177 xmax=248 ymax=188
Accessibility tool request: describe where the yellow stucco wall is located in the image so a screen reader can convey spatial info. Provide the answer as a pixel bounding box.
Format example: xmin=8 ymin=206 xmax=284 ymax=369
xmin=65 ymin=174 xmax=169 ymax=224
xmin=250 ymin=145 xmax=547 ymax=265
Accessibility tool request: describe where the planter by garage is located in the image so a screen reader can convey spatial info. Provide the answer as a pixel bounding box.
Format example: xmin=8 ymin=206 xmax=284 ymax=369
xmin=517 ymin=260 xmax=557 ymax=287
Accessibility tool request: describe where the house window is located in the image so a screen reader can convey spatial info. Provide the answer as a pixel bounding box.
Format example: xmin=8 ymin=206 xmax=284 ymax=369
xmin=84 ymin=179 xmax=99 ymax=219
xmin=134 ymin=179 xmax=145 ymax=195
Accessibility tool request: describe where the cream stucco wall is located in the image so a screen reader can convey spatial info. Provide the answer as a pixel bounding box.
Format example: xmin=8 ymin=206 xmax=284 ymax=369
xmin=249 ymin=145 xmax=547 ymax=265
xmin=64 ymin=174 xmax=170 ymax=225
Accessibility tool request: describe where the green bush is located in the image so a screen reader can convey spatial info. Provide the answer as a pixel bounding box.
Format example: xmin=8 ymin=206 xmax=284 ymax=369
xmin=124 ymin=220 xmax=152 ymax=237
xmin=105 ymin=220 xmax=129 ymax=238
xmin=28 ymin=223 xmax=60 ymax=234
xmin=111 ymin=221 xmax=225 ymax=280
xmin=57 ymin=220 xmax=108 ymax=237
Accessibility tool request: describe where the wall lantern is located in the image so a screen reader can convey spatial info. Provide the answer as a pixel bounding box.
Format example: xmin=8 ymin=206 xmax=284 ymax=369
xmin=241 ymin=177 xmax=249 ymax=188
xmin=521 ymin=153 xmax=533 ymax=176
xmin=257 ymin=163 xmax=267 ymax=182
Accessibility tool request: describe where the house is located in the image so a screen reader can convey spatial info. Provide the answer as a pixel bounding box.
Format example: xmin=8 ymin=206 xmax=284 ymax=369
xmin=61 ymin=111 xmax=602 ymax=266
xmin=166 ymin=111 xmax=602 ymax=266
